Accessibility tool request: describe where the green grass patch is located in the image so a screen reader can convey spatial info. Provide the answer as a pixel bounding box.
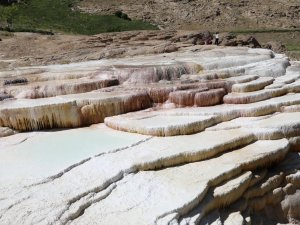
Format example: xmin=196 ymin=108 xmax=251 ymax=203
xmin=286 ymin=44 xmax=300 ymax=51
xmin=232 ymin=28 xmax=300 ymax=34
xmin=0 ymin=0 xmax=157 ymax=35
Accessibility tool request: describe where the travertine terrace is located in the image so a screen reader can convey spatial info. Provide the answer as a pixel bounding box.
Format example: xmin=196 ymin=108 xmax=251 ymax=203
xmin=0 ymin=45 xmax=300 ymax=225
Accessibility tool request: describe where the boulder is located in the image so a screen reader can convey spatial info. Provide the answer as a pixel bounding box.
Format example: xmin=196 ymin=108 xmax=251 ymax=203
xmin=262 ymin=41 xmax=286 ymax=53
xmin=221 ymin=34 xmax=261 ymax=48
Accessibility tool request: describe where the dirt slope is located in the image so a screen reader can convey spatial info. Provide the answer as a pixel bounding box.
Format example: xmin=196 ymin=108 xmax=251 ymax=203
xmin=77 ymin=0 xmax=300 ymax=30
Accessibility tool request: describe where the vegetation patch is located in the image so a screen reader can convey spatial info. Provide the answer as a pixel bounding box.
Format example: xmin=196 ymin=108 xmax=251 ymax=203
xmin=286 ymin=44 xmax=300 ymax=52
xmin=286 ymin=44 xmax=300 ymax=60
xmin=232 ymin=28 xmax=300 ymax=34
xmin=0 ymin=0 xmax=157 ymax=35
xmin=114 ymin=11 xmax=131 ymax=21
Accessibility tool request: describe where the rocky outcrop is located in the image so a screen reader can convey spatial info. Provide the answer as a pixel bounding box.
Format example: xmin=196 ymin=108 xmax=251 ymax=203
xmin=220 ymin=34 xmax=261 ymax=48
xmin=263 ymin=41 xmax=287 ymax=54
xmin=0 ymin=126 xmax=15 ymax=137
xmin=0 ymin=45 xmax=300 ymax=225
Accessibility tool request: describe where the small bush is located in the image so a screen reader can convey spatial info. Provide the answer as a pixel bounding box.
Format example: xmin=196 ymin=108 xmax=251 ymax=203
xmin=114 ymin=10 xmax=123 ymax=18
xmin=0 ymin=0 xmax=15 ymax=6
xmin=114 ymin=10 xmax=131 ymax=21
xmin=121 ymin=13 xmax=131 ymax=21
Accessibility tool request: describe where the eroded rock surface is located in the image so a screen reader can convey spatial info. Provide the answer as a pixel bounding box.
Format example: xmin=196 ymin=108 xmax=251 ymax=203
xmin=77 ymin=0 xmax=300 ymax=31
xmin=0 ymin=45 xmax=300 ymax=225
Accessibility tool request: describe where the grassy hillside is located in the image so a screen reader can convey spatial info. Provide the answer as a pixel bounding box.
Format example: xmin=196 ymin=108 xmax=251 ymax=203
xmin=0 ymin=0 xmax=157 ymax=35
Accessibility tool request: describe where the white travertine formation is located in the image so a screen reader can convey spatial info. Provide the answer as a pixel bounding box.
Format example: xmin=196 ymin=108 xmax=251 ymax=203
xmin=0 ymin=91 xmax=152 ymax=131
xmin=223 ymin=88 xmax=287 ymax=104
xmin=0 ymin=46 xmax=300 ymax=225
xmin=231 ymin=77 xmax=274 ymax=93
xmin=105 ymin=114 xmax=218 ymax=136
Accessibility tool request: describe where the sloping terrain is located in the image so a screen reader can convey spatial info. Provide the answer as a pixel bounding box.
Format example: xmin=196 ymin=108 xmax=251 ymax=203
xmin=0 ymin=0 xmax=156 ymax=34
xmin=77 ymin=0 xmax=300 ymax=30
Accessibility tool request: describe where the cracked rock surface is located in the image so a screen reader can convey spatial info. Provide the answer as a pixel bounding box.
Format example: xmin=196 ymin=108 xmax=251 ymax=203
xmin=0 ymin=46 xmax=300 ymax=225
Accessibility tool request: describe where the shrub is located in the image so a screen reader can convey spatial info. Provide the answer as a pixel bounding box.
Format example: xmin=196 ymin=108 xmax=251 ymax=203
xmin=114 ymin=10 xmax=123 ymax=18
xmin=121 ymin=13 xmax=131 ymax=21
xmin=0 ymin=0 xmax=21 ymax=6
xmin=114 ymin=10 xmax=131 ymax=21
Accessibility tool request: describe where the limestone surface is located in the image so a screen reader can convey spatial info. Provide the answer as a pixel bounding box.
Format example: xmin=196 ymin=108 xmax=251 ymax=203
xmin=0 ymin=46 xmax=300 ymax=225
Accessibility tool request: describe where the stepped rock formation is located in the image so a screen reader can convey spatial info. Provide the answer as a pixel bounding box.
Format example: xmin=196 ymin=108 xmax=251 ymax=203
xmin=0 ymin=45 xmax=300 ymax=225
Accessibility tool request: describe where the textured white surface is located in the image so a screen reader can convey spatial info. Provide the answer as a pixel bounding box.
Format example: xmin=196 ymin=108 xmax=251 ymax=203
xmin=0 ymin=46 xmax=300 ymax=225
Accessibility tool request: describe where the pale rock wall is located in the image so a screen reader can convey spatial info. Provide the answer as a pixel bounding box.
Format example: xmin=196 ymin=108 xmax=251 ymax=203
xmin=169 ymin=88 xmax=208 ymax=106
xmin=194 ymin=88 xmax=226 ymax=107
xmin=13 ymin=78 xmax=119 ymax=99
xmin=0 ymin=99 xmax=82 ymax=130
xmin=0 ymin=91 xmax=151 ymax=131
